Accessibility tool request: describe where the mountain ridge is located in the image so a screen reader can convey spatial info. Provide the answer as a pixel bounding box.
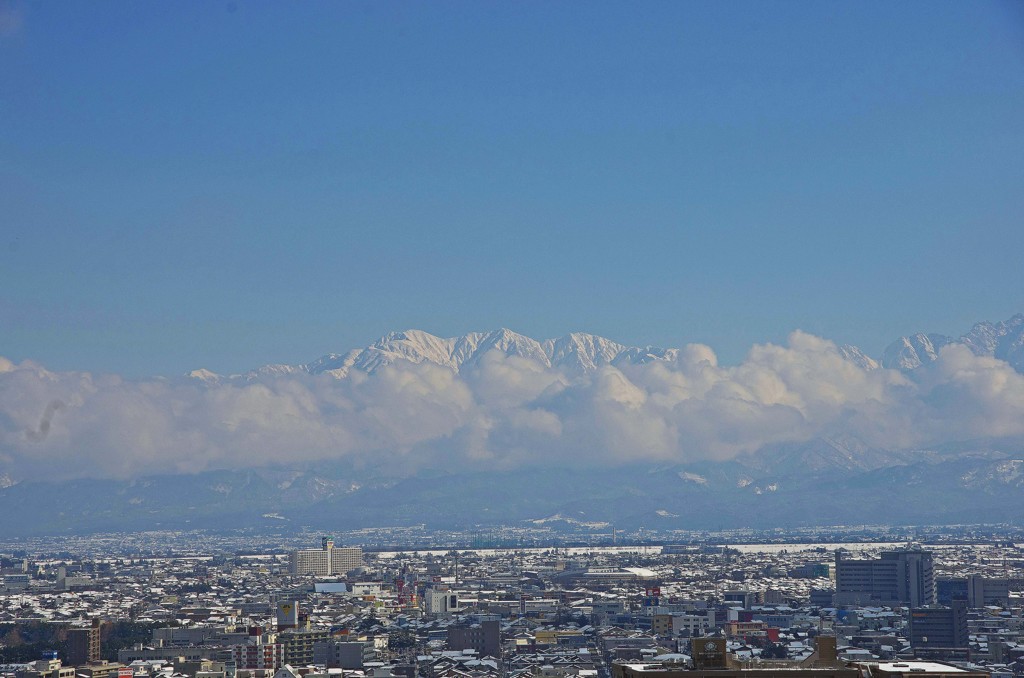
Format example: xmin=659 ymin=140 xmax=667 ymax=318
xmin=192 ymin=313 xmax=1024 ymax=381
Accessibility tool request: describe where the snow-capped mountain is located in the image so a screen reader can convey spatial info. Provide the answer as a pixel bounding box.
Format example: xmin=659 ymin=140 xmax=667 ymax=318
xmin=838 ymin=344 xmax=879 ymax=371
xmin=257 ymin=328 xmax=680 ymax=379
xmin=185 ymin=313 xmax=1024 ymax=383
xmin=881 ymin=333 xmax=954 ymax=370
xmin=881 ymin=314 xmax=1024 ymax=371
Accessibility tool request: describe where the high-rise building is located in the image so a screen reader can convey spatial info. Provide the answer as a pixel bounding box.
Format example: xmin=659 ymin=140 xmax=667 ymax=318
xmin=67 ymin=620 xmax=102 ymax=666
xmin=288 ymin=537 xmax=362 ymax=576
xmin=834 ymin=548 xmax=934 ymax=607
xmin=910 ymin=599 xmax=969 ymax=658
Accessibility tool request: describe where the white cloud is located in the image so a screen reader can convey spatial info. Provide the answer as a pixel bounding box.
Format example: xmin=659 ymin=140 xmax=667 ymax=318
xmin=2 ymin=332 xmax=1024 ymax=481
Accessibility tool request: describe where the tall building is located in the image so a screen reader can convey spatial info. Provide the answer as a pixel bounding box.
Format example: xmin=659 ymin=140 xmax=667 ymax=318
xmin=67 ymin=620 xmax=102 ymax=666
xmin=834 ymin=549 xmax=934 ymax=607
xmin=909 ymin=600 xmax=969 ymax=658
xmin=288 ymin=537 xmax=363 ymax=576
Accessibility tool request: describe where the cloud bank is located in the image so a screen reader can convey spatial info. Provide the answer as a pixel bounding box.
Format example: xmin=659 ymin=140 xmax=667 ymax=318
xmin=2 ymin=332 xmax=1024 ymax=482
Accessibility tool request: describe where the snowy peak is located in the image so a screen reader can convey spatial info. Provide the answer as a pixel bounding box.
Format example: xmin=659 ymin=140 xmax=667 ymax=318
xmin=962 ymin=314 xmax=1024 ymax=370
xmin=189 ymin=313 xmax=1024 ymax=383
xmin=881 ymin=313 xmax=1024 ymax=372
xmin=838 ymin=345 xmax=879 ymax=371
xmin=187 ymin=368 xmax=222 ymax=383
xmin=881 ymin=333 xmax=953 ymax=370
xmin=544 ymin=333 xmax=627 ymax=371
xmin=301 ymin=328 xmax=679 ymax=377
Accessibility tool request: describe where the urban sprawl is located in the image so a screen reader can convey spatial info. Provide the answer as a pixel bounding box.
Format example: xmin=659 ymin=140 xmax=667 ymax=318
xmin=2 ymin=528 xmax=1024 ymax=678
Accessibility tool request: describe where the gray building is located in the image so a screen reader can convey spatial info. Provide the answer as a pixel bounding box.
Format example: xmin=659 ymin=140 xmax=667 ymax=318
xmin=834 ymin=548 xmax=934 ymax=607
xmin=313 ymin=640 xmax=373 ymax=669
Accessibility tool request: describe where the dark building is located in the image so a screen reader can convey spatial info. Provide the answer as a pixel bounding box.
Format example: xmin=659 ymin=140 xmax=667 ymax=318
xmin=835 ymin=549 xmax=934 ymax=607
xmin=909 ymin=600 xmax=969 ymax=658
xmin=936 ymin=579 xmax=968 ymax=606
xmin=67 ymin=620 xmax=101 ymax=666
xmin=447 ymin=620 xmax=501 ymax=658
xmin=810 ymin=589 xmax=836 ymax=607
xmin=936 ymin=575 xmax=1010 ymax=608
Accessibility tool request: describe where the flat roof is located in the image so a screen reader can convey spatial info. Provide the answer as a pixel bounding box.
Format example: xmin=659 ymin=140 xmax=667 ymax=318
xmin=872 ymin=663 xmax=968 ymax=673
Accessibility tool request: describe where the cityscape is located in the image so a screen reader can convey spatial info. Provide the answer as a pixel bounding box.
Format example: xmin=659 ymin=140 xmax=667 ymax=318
xmin=4 ymin=529 xmax=1024 ymax=678
xmin=2 ymin=5 xmax=1023 ymax=678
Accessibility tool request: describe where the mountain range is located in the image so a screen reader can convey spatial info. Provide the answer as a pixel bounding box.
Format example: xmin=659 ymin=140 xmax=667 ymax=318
xmin=3 ymin=314 xmax=1024 ymax=537
xmin=193 ymin=313 xmax=1024 ymax=382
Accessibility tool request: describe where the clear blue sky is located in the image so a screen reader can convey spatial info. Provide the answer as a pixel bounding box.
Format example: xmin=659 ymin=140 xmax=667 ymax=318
xmin=2 ymin=1 xmax=1023 ymax=377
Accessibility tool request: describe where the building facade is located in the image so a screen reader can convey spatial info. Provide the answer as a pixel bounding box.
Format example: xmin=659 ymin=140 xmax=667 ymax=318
xmin=288 ymin=538 xmax=363 ymax=576
xmin=909 ymin=600 xmax=969 ymax=658
xmin=67 ymin=621 xmax=102 ymax=666
xmin=835 ymin=549 xmax=934 ymax=607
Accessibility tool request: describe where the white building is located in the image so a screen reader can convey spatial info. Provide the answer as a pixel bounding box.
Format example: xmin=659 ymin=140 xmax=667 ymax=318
xmin=288 ymin=537 xmax=363 ymax=576
xmin=424 ymin=589 xmax=460 ymax=615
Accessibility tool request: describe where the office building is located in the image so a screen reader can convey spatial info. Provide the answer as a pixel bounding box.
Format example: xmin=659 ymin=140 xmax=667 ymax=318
xmin=909 ymin=600 xmax=968 ymax=658
xmin=424 ymin=589 xmax=459 ymax=615
xmin=935 ymin=579 xmax=968 ymax=607
xmin=936 ymin=575 xmax=1009 ymax=608
xmin=967 ymin=575 xmax=1009 ymax=608
xmin=834 ymin=549 xmax=934 ymax=607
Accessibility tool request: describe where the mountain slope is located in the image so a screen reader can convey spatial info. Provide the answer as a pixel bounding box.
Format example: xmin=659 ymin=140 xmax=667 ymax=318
xmin=248 ymin=328 xmax=683 ymax=379
xmin=2 ymin=439 xmax=1022 ymax=536
xmin=232 ymin=313 xmax=1024 ymax=382
xmin=882 ymin=313 xmax=1024 ymax=371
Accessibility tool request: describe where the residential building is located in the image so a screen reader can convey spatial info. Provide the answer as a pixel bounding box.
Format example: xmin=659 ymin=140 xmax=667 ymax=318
xmin=67 ymin=620 xmax=102 ymax=666
xmin=447 ymin=620 xmax=501 ymax=658
xmin=288 ymin=538 xmax=363 ymax=576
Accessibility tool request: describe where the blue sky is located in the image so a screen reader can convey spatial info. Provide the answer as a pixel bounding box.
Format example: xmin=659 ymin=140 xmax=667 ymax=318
xmin=2 ymin=1 xmax=1023 ymax=377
